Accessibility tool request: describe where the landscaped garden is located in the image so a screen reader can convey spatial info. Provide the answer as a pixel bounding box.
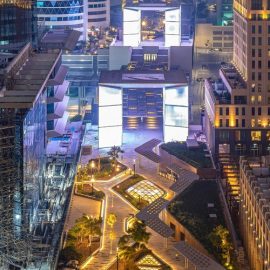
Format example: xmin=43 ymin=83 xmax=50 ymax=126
xmin=77 ymin=153 xmax=126 ymax=181
xmin=113 ymin=175 xmax=165 ymax=210
xmin=168 ymin=180 xmax=234 ymax=269
xmin=161 ymin=141 xmax=213 ymax=168
xmin=58 ymin=214 xmax=102 ymax=268
xmin=108 ymin=218 xmax=171 ymax=270
xmin=76 ymin=183 xmax=105 ymax=200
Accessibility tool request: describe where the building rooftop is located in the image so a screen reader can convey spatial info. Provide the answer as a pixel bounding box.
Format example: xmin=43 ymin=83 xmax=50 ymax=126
xmin=205 ymin=78 xmax=231 ymax=104
xmin=40 ymin=29 xmax=81 ymax=51
xmin=0 ymin=44 xmax=61 ymax=109
xmin=99 ymin=69 xmax=187 ymax=85
xmin=219 ymin=65 xmax=246 ymax=91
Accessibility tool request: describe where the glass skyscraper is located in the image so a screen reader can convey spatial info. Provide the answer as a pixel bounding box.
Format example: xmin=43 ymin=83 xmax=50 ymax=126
xmin=0 ymin=0 xmax=35 ymax=49
xmin=37 ymin=0 xmax=85 ymax=40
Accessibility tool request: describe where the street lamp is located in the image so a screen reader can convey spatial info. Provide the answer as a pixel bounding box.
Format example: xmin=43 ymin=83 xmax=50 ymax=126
xmin=116 ymin=247 xmax=119 ymax=270
xmin=91 ymin=176 xmax=95 ymax=194
xmin=133 ymin=159 xmax=136 ymax=177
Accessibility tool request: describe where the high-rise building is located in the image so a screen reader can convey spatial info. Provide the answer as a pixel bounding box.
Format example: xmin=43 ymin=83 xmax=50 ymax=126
xmin=0 ymin=34 xmax=75 ymax=267
xmin=204 ymin=0 xmax=270 ymax=156
xmin=239 ymin=156 xmax=270 ymax=270
xmin=37 ymin=0 xmax=86 ymax=40
xmin=87 ymin=0 xmax=110 ymax=29
xmin=0 ymin=0 xmax=35 ymax=49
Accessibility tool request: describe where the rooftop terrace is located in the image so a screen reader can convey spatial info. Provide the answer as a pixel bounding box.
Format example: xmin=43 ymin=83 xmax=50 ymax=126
xmin=0 ymin=44 xmax=61 ymax=109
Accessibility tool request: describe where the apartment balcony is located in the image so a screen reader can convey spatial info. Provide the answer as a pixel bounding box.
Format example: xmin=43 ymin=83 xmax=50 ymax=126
xmin=47 ymin=95 xmax=69 ymax=120
xmin=47 ymin=111 xmax=69 ymax=138
xmin=47 ymin=65 xmax=68 ymax=86
xmin=47 ymin=80 xmax=69 ymax=103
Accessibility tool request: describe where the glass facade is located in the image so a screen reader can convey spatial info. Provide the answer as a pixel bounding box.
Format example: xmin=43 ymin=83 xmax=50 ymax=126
xmin=37 ymin=0 xmax=84 ymax=35
xmin=0 ymin=0 xmax=35 ymax=49
xmin=23 ymin=90 xmax=47 ymax=232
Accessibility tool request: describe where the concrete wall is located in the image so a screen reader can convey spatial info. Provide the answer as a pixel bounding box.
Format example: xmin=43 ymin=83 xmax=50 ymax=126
xmin=195 ymin=24 xmax=233 ymax=50
xmin=109 ymin=45 xmax=132 ymax=70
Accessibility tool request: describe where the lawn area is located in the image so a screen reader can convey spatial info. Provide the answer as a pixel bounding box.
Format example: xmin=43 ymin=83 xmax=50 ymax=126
xmin=168 ymin=180 xmax=232 ymax=266
xmin=113 ymin=174 xmax=149 ymax=210
xmin=161 ymin=141 xmax=213 ymax=168
xmin=77 ymin=157 xmax=127 ymax=181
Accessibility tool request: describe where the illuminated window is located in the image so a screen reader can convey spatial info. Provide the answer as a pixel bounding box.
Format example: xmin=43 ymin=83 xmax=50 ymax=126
xmin=258 ymin=95 xmax=262 ymax=103
xmin=251 ymin=96 xmax=255 ymax=104
xmin=258 ymin=119 xmax=262 ymax=127
xmin=251 ymin=131 xmax=261 ymax=141
xmin=251 ymin=119 xmax=256 ymax=127
xmin=235 ymin=130 xmax=241 ymax=141
xmin=267 ymin=131 xmax=270 ymax=140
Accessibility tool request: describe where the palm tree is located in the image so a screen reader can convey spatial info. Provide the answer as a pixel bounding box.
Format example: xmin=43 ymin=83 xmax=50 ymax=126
xmin=107 ymin=146 xmax=124 ymax=171
xmin=117 ymin=218 xmax=151 ymax=267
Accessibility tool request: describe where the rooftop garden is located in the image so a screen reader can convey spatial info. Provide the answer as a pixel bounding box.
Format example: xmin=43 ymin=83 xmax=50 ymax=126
xmin=58 ymin=214 xmax=102 ymax=268
xmin=168 ymin=180 xmax=234 ymax=269
xmin=161 ymin=141 xmax=213 ymax=168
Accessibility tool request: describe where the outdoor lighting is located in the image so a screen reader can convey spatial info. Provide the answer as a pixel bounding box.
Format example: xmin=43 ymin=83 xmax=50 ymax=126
xmin=142 ymin=20 xmax=147 ymax=26
xmin=91 ymin=161 xmax=95 ymax=169
xmin=133 ymin=159 xmax=136 ymax=176
xmin=91 ymin=176 xmax=95 ymax=193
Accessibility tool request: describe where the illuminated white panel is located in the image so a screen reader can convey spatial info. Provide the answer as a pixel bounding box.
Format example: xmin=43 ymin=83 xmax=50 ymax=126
xmin=99 ymin=86 xmax=122 ymax=106
xmin=123 ymin=8 xmax=141 ymax=46
xmin=165 ymin=8 xmax=181 ymax=47
xmin=164 ymin=126 xmax=188 ymax=142
xmin=164 ymin=105 xmax=188 ymax=127
xmin=165 ymin=22 xmax=180 ymax=35
xmin=99 ymin=126 xmax=122 ymax=148
xmin=123 ymin=21 xmax=140 ymax=35
xmin=124 ymin=8 xmax=140 ymax=21
xmin=99 ymin=105 xmax=122 ymax=127
xmin=164 ymin=87 xmax=188 ymax=106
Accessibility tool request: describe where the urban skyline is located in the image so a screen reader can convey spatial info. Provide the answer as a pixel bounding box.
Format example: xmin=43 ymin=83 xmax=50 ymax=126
xmin=0 ymin=0 xmax=269 ymax=269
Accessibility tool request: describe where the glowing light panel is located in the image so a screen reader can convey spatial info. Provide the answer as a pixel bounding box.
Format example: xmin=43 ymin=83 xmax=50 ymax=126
xmin=99 ymin=126 xmax=122 ymax=148
xmin=165 ymin=8 xmax=181 ymax=47
xmin=123 ymin=8 xmax=141 ymax=46
xmin=99 ymin=106 xmax=122 ymax=127
xmin=99 ymin=86 xmax=122 ymax=106
xmin=164 ymin=86 xmax=188 ymax=142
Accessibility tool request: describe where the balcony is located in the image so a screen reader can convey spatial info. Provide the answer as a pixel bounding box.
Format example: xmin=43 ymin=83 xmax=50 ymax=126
xmin=47 ymin=80 xmax=69 ymax=103
xmin=47 ymin=111 xmax=69 ymax=138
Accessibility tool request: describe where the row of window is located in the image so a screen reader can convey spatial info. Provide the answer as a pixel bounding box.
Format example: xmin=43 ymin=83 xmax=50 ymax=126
xmin=88 ymin=10 xmax=106 ymax=15
xmin=38 ymin=16 xmax=83 ymax=21
xmin=88 ymin=17 xmax=106 ymax=22
xmin=218 ymin=130 xmax=270 ymax=142
xmin=88 ymin=3 xmax=105 ymax=8
xmin=219 ymin=107 xmax=246 ymax=115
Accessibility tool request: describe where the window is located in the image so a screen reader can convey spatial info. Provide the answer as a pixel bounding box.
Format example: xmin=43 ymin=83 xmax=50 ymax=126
xmin=242 ymin=107 xmax=246 ymax=115
xmin=267 ymin=131 xmax=270 ymax=140
xmin=226 ymin=107 xmax=229 ymax=115
xmin=258 ymin=25 xmax=262 ymax=33
xmin=252 ymin=49 xmax=255 ymax=57
xmin=252 ymin=25 xmax=256 ymax=33
xmin=219 ymin=119 xmax=223 ymax=127
xmin=268 ymin=49 xmax=270 ymax=56
xmin=226 ymin=119 xmax=229 ymax=127
xmin=252 ymin=60 xmax=255 ymax=69
xmin=258 ymin=61 xmax=262 ymax=69
xmin=219 ymin=107 xmax=223 ymax=115
xmin=242 ymin=119 xmax=245 ymax=127
xmin=258 ymin=107 xmax=262 ymax=115
xmin=259 ymin=49 xmax=262 ymax=57
xmin=252 ymin=72 xmax=255 ymax=80
xmin=251 ymin=131 xmax=261 ymax=141
xmin=258 ymin=37 xmax=262 ymax=46
xmin=258 ymin=95 xmax=262 ymax=103
xmin=268 ymin=25 xmax=270 ymax=33
xmin=252 ymin=37 xmax=256 ymax=45
xmin=258 ymin=72 xmax=262 ymax=80
xmin=236 ymin=119 xmax=239 ymax=127
xmin=251 ymin=0 xmax=262 ymax=10
xmin=251 ymin=119 xmax=256 ymax=127
xmin=251 ymin=96 xmax=255 ymax=104
xmin=236 ymin=107 xmax=239 ymax=115
xmin=252 ymin=107 xmax=255 ymax=116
